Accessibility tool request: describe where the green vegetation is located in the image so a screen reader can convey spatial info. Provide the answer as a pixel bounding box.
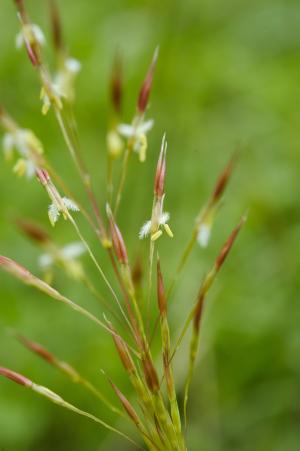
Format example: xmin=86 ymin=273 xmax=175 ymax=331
xmin=0 ymin=0 xmax=300 ymax=450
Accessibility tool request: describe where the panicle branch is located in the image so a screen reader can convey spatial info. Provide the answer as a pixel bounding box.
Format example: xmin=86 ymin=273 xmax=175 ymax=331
xmin=0 ymin=4 xmax=247 ymax=449
xmin=0 ymin=366 xmax=138 ymax=446
xmin=183 ymin=213 xmax=247 ymax=423
xmin=137 ymin=47 xmax=159 ymax=115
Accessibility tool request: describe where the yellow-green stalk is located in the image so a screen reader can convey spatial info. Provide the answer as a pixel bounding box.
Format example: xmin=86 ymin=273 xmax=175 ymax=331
xmin=108 ymin=318 xmax=176 ymax=450
xmin=13 ymin=332 xmax=124 ymax=417
xmin=114 ymin=48 xmax=158 ymax=215
xmin=0 ymin=366 xmax=138 ymax=448
xmin=0 ymin=255 xmax=138 ymax=358
xmin=157 ymin=258 xmax=185 ymax=449
xmin=183 ymin=214 xmax=247 ymax=424
xmin=168 ymin=152 xmax=237 ymax=297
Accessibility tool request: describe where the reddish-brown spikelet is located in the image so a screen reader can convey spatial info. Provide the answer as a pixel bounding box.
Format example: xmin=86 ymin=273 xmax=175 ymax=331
xmin=142 ymin=352 xmax=159 ymax=393
xmin=0 ymin=367 xmax=32 ymax=387
xmin=109 ymin=379 xmax=140 ymax=425
xmin=36 ymin=168 xmax=50 ymax=185
xmin=212 ymin=154 xmax=236 ymax=203
xmin=154 ymin=134 xmax=167 ymax=199
xmin=132 ymin=256 xmax=143 ymax=288
xmin=24 ymin=36 xmax=41 ymax=67
xmin=215 ymin=214 xmax=247 ymax=271
xmin=112 ymin=331 xmax=135 ymax=373
xmin=106 ymin=205 xmax=128 ymax=264
xmin=14 ymin=1 xmax=41 ymax=67
xmin=193 ymin=292 xmax=205 ymax=333
xmin=110 ymin=53 xmax=122 ymax=114
xmin=137 ymin=47 xmax=159 ymax=114
xmin=16 ymin=219 xmax=50 ymax=244
xmin=49 ymin=0 xmax=63 ymax=52
xmin=16 ymin=334 xmax=56 ymax=365
xmin=14 ymin=0 xmax=26 ymax=20
xmin=0 ymin=255 xmax=30 ymax=279
xmin=157 ymin=259 xmax=167 ymax=315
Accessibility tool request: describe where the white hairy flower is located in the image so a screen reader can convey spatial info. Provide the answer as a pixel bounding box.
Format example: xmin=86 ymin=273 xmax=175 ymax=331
xmin=118 ymin=118 xmax=153 ymax=162
xmin=39 ymin=242 xmax=85 ymax=268
xmin=16 ymin=24 xmax=45 ymax=49
xmin=139 ymin=212 xmax=173 ymax=240
xmin=40 ymin=84 xmax=63 ymax=115
xmin=2 ymin=129 xmax=43 ymax=178
xmin=48 ymin=197 xmax=79 ymax=226
xmin=54 ymin=57 xmax=81 ymax=101
xmin=39 ymin=241 xmax=85 ymax=280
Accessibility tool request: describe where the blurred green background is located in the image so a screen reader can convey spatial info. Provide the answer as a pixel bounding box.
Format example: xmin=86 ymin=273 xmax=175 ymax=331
xmin=1 ymin=0 xmax=300 ymax=450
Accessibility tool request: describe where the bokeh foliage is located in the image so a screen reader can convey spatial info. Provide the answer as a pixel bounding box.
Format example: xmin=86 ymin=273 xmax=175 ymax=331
xmin=1 ymin=0 xmax=300 ymax=450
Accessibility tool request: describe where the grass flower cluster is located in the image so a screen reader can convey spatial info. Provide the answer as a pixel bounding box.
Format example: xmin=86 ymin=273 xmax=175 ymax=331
xmin=0 ymin=1 xmax=246 ymax=449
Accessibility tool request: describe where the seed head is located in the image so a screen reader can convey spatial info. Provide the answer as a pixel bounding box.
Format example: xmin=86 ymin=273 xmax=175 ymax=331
xmin=142 ymin=352 xmax=159 ymax=393
xmin=0 ymin=367 xmax=32 ymax=387
xmin=215 ymin=213 xmax=247 ymax=271
xmin=14 ymin=0 xmax=27 ymax=21
xmin=16 ymin=333 xmax=56 ymax=364
xmin=36 ymin=168 xmax=50 ymax=185
xmin=15 ymin=0 xmax=44 ymax=68
xmin=110 ymin=53 xmax=122 ymax=114
xmin=112 ymin=330 xmax=134 ymax=373
xmin=212 ymin=153 xmax=237 ymax=203
xmin=132 ymin=256 xmax=143 ymax=288
xmin=24 ymin=36 xmax=40 ymax=66
xmin=106 ymin=204 xmax=128 ymax=264
xmin=109 ymin=378 xmax=140 ymax=425
xmin=49 ymin=0 xmax=63 ymax=52
xmin=154 ymin=133 xmax=167 ymax=198
xmin=137 ymin=47 xmax=159 ymax=114
xmin=16 ymin=219 xmax=50 ymax=244
xmin=0 ymin=255 xmax=30 ymax=279
xmin=193 ymin=292 xmax=205 ymax=333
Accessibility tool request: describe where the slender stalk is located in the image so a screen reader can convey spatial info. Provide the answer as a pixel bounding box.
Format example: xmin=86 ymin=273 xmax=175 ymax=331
xmin=82 ymin=275 xmax=124 ymax=328
xmin=13 ymin=332 xmax=125 ymax=417
xmin=114 ymin=145 xmax=131 ymax=215
xmin=67 ymin=213 xmax=136 ymax=339
xmin=146 ymin=240 xmax=155 ymax=338
xmin=0 ymin=367 xmax=140 ymax=449
xmin=157 ymin=260 xmax=184 ymax=448
xmin=54 ymin=107 xmax=107 ymax=240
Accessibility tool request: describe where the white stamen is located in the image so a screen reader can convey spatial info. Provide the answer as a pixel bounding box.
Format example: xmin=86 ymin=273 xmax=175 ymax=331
xmin=62 ymin=197 xmax=79 ymax=211
xmin=48 ymin=203 xmax=60 ymax=226
xmin=139 ymin=220 xmax=151 ymax=239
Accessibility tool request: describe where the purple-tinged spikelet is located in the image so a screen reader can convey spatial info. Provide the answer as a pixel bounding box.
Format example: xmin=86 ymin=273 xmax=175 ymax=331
xmin=0 ymin=367 xmax=32 ymax=387
xmin=111 ymin=54 xmax=122 ymax=114
xmin=106 ymin=204 xmax=128 ymax=264
xmin=16 ymin=334 xmax=56 ymax=365
xmin=36 ymin=168 xmax=50 ymax=185
xmin=16 ymin=219 xmax=50 ymax=244
xmin=0 ymin=255 xmax=30 ymax=279
xmin=154 ymin=134 xmax=167 ymax=199
xmin=49 ymin=0 xmax=63 ymax=52
xmin=215 ymin=214 xmax=246 ymax=271
xmin=137 ymin=48 xmax=159 ymax=114
xmin=212 ymin=154 xmax=236 ymax=203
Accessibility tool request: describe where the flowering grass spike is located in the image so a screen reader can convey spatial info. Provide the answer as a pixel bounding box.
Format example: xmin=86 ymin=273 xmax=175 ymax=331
xmin=0 ymin=2 xmax=246 ymax=450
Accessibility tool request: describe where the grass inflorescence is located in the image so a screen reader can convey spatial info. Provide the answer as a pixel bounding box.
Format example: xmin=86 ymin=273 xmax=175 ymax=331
xmin=0 ymin=1 xmax=246 ymax=449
